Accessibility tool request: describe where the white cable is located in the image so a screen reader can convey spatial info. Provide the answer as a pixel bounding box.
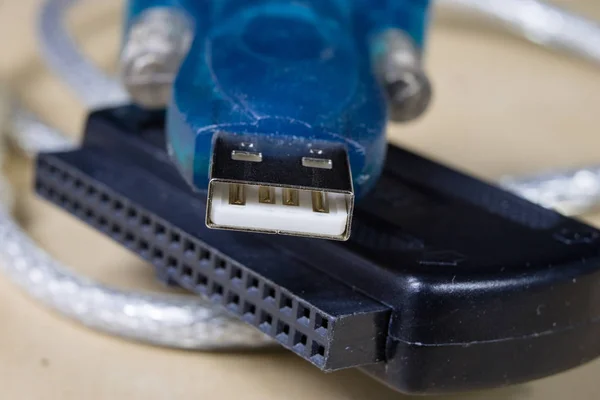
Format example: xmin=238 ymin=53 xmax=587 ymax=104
xmin=38 ymin=0 xmax=129 ymax=108
xmin=0 ymin=0 xmax=276 ymax=351
xmin=437 ymin=0 xmax=600 ymax=216
xmin=1 ymin=101 xmax=272 ymax=349
xmin=9 ymin=0 xmax=599 ymax=350
xmin=500 ymin=168 xmax=600 ymax=217
xmin=437 ymin=0 xmax=600 ymax=66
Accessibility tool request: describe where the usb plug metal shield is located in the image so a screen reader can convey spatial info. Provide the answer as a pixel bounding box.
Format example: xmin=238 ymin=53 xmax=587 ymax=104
xmin=206 ymin=133 xmax=354 ymax=240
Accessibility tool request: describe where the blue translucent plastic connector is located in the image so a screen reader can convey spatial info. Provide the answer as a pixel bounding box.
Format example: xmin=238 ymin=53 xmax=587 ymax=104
xmin=124 ymin=0 xmax=431 ymax=239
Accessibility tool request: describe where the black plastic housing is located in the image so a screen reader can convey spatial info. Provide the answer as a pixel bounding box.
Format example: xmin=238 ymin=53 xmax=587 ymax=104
xmin=35 ymin=106 xmax=600 ymax=394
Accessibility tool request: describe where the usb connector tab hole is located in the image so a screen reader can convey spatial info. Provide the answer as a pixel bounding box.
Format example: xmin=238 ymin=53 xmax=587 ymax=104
xmin=302 ymin=157 xmax=333 ymax=170
xmin=231 ymin=150 xmax=262 ymax=163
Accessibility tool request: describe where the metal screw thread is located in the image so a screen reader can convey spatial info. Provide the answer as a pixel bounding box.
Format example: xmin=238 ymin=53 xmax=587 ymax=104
xmin=371 ymin=29 xmax=432 ymax=122
xmin=120 ymin=7 xmax=194 ymax=109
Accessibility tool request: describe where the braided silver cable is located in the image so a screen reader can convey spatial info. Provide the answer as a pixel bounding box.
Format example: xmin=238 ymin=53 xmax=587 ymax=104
xmin=0 ymin=209 xmax=272 ymax=350
xmin=500 ymin=168 xmax=600 ymax=217
xmin=22 ymin=0 xmax=276 ymax=349
xmin=38 ymin=0 xmax=129 ymax=108
xmin=31 ymin=0 xmax=276 ymax=349
xmin=1 ymin=102 xmax=273 ymax=349
xmin=437 ymin=0 xmax=600 ymax=66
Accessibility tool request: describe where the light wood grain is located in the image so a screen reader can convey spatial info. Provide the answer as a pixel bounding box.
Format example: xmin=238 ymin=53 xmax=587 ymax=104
xmin=1 ymin=1 xmax=600 ymax=399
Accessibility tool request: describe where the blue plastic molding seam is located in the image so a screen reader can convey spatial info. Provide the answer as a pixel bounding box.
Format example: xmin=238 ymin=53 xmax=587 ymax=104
xmin=124 ymin=0 xmax=431 ymax=240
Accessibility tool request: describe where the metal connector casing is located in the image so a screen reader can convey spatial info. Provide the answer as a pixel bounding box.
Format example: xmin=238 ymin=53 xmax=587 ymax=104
xmin=206 ymin=133 xmax=354 ymax=240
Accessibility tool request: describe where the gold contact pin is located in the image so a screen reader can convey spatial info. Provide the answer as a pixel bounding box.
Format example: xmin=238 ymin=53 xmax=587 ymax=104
xmin=282 ymin=189 xmax=300 ymax=206
xmin=258 ymin=186 xmax=276 ymax=204
xmin=311 ymin=191 xmax=329 ymax=213
xmin=228 ymin=184 xmax=246 ymax=205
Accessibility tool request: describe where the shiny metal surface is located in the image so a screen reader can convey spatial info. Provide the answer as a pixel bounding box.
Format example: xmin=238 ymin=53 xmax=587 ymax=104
xmin=121 ymin=7 xmax=193 ymax=109
xmin=372 ymin=29 xmax=433 ymax=122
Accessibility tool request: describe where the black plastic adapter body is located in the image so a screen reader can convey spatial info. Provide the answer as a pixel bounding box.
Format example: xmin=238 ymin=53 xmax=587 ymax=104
xmin=34 ymin=106 xmax=600 ymax=394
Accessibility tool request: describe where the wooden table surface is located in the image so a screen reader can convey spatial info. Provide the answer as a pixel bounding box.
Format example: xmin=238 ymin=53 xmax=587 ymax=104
xmin=1 ymin=0 xmax=600 ymax=399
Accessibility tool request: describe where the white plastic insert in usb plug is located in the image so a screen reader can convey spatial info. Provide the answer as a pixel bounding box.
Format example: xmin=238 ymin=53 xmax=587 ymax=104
xmin=207 ymin=182 xmax=351 ymax=240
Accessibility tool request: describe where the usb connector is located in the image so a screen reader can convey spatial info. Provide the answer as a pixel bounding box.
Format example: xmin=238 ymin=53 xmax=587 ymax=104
xmin=206 ymin=133 xmax=354 ymax=240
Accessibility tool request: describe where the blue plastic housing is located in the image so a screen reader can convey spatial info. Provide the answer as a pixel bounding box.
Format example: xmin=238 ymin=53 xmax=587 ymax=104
xmin=125 ymin=0 xmax=431 ymax=199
